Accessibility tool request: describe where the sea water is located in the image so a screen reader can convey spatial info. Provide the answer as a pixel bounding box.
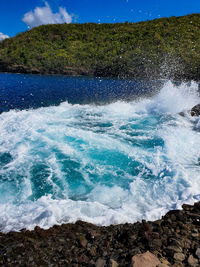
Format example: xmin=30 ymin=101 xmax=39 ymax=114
xmin=0 ymin=73 xmax=200 ymax=233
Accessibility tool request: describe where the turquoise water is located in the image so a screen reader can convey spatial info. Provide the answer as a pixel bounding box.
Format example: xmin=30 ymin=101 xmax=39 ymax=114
xmin=0 ymin=74 xmax=200 ymax=232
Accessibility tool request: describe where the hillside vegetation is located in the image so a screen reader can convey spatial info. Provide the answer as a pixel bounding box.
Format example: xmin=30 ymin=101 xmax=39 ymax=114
xmin=1 ymin=14 xmax=200 ymax=80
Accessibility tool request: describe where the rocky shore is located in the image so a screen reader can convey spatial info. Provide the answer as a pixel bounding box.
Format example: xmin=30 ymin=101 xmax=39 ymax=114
xmin=0 ymin=202 xmax=199 ymax=267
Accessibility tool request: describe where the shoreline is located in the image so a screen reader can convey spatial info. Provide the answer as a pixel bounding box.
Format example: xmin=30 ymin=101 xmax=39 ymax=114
xmin=1 ymin=71 xmax=200 ymax=87
xmin=0 ymin=201 xmax=199 ymax=266
xmin=0 ymin=70 xmax=199 ymax=83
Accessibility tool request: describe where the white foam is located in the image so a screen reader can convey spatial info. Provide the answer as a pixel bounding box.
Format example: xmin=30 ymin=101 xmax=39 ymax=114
xmin=0 ymin=80 xmax=200 ymax=232
xmin=145 ymin=81 xmax=199 ymax=114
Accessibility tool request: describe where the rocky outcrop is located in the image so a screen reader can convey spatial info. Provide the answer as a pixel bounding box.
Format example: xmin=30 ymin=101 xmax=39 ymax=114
xmin=191 ymin=104 xmax=200 ymax=116
xmin=0 ymin=202 xmax=200 ymax=266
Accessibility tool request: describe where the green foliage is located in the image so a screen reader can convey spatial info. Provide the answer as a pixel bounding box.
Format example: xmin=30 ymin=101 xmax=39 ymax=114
xmin=1 ymin=14 xmax=200 ymax=79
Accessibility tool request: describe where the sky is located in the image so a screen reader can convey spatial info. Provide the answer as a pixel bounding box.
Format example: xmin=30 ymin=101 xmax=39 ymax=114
xmin=0 ymin=0 xmax=200 ymax=39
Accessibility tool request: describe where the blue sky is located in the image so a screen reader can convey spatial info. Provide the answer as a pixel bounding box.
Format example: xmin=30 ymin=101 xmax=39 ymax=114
xmin=1 ymin=0 xmax=200 ymax=38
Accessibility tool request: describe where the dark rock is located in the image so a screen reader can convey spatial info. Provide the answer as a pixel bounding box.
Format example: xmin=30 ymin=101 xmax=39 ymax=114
xmin=182 ymin=204 xmax=194 ymax=211
xmin=168 ymin=238 xmax=183 ymax=248
xmin=150 ymin=238 xmax=162 ymax=250
xmin=88 ymin=246 xmax=96 ymax=257
xmin=140 ymin=220 xmax=152 ymax=241
xmin=187 ymin=212 xmax=200 ymax=219
xmin=191 ymin=232 xmax=199 ymax=239
xmin=178 ymin=111 xmax=185 ymax=117
xmin=130 ymin=248 xmax=141 ymax=256
xmin=194 ymin=202 xmax=200 ymax=211
xmin=166 ymin=245 xmax=183 ymax=253
xmin=87 ymin=230 xmax=101 ymax=239
xmin=78 ymin=254 xmax=89 ymax=264
xmin=171 ymin=264 xmax=184 ymax=267
xmin=151 ymin=232 xmax=160 ymax=239
xmin=191 ymin=104 xmax=200 ymax=116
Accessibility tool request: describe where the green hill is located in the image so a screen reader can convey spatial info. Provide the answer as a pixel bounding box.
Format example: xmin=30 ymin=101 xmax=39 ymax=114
xmin=1 ymin=13 xmax=200 ymax=80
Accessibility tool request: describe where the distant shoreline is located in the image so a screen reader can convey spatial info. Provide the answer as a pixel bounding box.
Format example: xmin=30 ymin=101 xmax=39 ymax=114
xmin=1 ymin=13 xmax=200 ymax=82
xmin=0 ymin=70 xmax=199 ymax=83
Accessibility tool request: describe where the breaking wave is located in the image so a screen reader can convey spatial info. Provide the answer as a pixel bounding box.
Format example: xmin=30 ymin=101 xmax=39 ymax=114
xmin=0 ymin=80 xmax=200 ymax=232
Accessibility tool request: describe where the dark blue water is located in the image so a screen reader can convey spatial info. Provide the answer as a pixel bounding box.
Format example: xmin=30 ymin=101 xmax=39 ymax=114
xmin=0 ymin=73 xmax=200 ymax=233
xmin=0 ymin=73 xmax=164 ymax=113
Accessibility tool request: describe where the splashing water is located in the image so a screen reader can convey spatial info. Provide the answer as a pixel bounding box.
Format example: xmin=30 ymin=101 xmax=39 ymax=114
xmin=0 ymin=79 xmax=200 ymax=232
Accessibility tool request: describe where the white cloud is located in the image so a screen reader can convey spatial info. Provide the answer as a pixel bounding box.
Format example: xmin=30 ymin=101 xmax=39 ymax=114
xmin=0 ymin=32 xmax=9 ymax=41
xmin=22 ymin=2 xmax=72 ymax=28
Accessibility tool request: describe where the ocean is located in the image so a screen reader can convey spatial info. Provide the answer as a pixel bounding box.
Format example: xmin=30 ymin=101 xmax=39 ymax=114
xmin=0 ymin=73 xmax=200 ymax=233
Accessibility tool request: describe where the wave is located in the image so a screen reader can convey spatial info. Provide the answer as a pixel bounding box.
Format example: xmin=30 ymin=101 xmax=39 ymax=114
xmin=0 ymin=80 xmax=200 ymax=232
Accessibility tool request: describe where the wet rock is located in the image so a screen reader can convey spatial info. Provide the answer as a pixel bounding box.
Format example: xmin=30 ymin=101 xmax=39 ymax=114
xmin=187 ymin=255 xmax=199 ymax=267
xmin=173 ymin=252 xmax=185 ymax=262
xmin=178 ymin=111 xmax=185 ymax=117
xmin=131 ymin=251 xmax=160 ymax=267
xmin=191 ymin=104 xmax=200 ymax=116
xmin=182 ymin=204 xmax=194 ymax=211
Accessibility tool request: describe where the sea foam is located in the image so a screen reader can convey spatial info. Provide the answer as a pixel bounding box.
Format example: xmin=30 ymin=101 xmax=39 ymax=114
xmin=0 ymin=81 xmax=200 ymax=232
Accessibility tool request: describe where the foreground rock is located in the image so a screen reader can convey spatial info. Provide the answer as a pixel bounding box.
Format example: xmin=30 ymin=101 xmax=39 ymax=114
xmin=0 ymin=202 xmax=200 ymax=266
xmin=132 ymin=251 xmax=160 ymax=267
